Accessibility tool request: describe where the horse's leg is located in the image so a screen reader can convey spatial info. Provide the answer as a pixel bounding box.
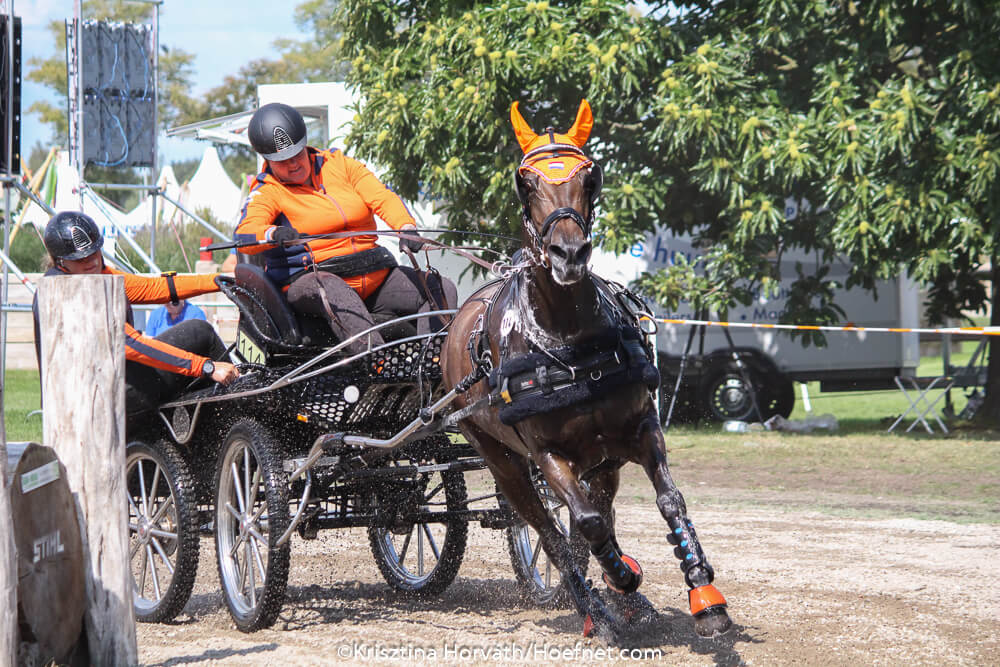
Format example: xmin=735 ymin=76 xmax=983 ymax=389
xmin=584 ymin=464 xmax=657 ymax=625
xmin=634 ymin=415 xmax=733 ymax=638
xmin=535 ymin=452 xmax=643 ymax=633
xmin=465 ymin=426 xmax=620 ymax=640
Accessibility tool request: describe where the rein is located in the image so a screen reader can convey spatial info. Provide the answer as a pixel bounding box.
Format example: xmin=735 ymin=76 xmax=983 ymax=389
xmin=203 ymin=228 xmax=519 ymax=277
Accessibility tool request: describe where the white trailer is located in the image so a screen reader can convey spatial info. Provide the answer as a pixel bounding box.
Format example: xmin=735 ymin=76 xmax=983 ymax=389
xmin=586 ymin=227 xmax=920 ymax=421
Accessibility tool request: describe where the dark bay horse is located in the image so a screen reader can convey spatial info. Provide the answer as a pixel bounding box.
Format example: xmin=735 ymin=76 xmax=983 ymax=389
xmin=441 ymin=100 xmax=732 ymax=641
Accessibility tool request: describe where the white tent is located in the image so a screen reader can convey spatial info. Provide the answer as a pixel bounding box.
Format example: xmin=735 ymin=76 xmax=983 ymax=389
xmin=121 ymin=164 xmax=184 ymax=230
xmin=182 ymin=147 xmax=242 ymax=226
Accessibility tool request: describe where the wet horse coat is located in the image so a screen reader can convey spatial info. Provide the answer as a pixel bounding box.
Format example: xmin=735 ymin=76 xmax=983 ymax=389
xmin=441 ymin=100 xmax=732 ymax=641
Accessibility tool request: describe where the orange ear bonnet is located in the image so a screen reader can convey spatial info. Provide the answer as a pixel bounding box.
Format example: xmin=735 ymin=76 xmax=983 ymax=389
xmin=511 ymin=100 xmax=593 ymax=184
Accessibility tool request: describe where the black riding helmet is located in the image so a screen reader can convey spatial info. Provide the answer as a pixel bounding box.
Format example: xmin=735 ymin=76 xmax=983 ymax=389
xmin=43 ymin=211 xmax=104 ymax=262
xmin=248 ymin=103 xmax=307 ymax=161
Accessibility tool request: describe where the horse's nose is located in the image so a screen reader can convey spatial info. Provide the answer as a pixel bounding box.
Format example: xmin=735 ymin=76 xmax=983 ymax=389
xmin=548 ymin=239 xmax=592 ymax=267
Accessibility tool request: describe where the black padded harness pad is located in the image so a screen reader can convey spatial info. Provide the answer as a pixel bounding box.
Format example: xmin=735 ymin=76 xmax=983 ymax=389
xmin=488 ymin=327 xmax=659 ymax=425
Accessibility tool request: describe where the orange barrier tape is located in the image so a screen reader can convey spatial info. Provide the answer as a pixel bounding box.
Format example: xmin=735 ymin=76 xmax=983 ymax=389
xmin=657 ymin=318 xmax=1000 ymax=337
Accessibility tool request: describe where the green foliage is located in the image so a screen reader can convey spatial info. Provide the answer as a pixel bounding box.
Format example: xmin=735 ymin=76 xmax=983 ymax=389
xmin=333 ymin=0 xmax=1000 ymax=334
xmin=9 ymin=226 xmax=47 ymax=273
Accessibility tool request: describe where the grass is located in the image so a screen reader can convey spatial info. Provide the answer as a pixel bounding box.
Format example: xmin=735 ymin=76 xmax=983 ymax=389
xmin=4 ymin=369 xmax=42 ymax=443
xmin=784 ymin=339 xmax=984 ymax=430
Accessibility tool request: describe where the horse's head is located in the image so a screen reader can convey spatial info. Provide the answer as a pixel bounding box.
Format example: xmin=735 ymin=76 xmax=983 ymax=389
xmin=511 ymin=100 xmax=603 ymax=286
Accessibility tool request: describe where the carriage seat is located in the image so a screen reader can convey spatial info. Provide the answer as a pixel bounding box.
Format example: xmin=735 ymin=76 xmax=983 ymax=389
xmin=232 ymin=264 xmax=416 ymax=352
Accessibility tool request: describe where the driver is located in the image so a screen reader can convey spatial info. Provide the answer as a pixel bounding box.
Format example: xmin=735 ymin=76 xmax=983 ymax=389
xmin=32 ymin=211 xmax=240 ymax=419
xmin=234 ymin=102 xmax=456 ymax=354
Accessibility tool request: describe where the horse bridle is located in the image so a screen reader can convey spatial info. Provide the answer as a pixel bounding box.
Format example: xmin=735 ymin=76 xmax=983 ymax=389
xmin=514 ymin=143 xmax=603 ymax=255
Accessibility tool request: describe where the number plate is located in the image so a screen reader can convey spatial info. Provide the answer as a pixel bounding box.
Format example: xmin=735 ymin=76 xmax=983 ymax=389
xmin=236 ymin=330 xmax=267 ymax=365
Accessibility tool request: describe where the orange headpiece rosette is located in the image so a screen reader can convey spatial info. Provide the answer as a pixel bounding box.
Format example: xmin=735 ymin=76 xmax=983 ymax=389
xmin=511 ymin=100 xmax=594 ymax=184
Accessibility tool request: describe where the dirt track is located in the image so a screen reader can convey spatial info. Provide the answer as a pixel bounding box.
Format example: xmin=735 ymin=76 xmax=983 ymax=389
xmin=137 ymin=485 xmax=1000 ymax=666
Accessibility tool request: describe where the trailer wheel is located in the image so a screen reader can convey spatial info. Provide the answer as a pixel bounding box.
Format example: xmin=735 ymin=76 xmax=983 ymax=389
xmin=505 ymin=466 xmax=589 ymax=606
xmin=126 ymin=439 xmax=200 ymax=623
xmin=700 ymin=362 xmax=759 ymax=422
xmin=214 ymin=419 xmax=290 ymax=632
xmin=368 ymin=449 xmax=468 ymax=596
xmin=769 ymin=372 xmax=796 ymax=419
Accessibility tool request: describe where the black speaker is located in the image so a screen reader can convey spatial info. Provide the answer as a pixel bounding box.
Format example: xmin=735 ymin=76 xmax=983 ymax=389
xmin=0 ymin=15 xmax=21 ymax=175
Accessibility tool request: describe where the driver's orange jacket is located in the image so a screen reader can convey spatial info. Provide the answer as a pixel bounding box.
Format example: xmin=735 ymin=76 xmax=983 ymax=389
xmin=234 ymin=146 xmax=415 ymax=298
xmin=32 ymin=266 xmax=221 ymax=378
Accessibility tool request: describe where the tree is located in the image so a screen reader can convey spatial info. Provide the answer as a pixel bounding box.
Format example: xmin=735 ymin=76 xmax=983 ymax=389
xmin=332 ymin=0 xmax=1000 ymax=420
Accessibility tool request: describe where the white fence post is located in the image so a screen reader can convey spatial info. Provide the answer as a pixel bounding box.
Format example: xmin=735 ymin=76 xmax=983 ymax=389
xmin=39 ymin=274 xmax=137 ymax=666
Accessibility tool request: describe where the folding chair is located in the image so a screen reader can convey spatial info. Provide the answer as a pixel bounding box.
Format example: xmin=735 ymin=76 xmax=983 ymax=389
xmin=888 ymin=338 xmax=989 ymax=434
xmin=888 ymin=375 xmax=956 ymax=434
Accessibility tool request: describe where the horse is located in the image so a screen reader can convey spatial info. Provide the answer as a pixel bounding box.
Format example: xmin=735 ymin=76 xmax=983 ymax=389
xmin=441 ymin=100 xmax=733 ymax=641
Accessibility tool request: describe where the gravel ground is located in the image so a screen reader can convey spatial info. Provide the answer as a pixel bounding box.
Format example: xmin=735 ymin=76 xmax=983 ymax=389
xmin=136 ymin=487 xmax=1000 ymax=666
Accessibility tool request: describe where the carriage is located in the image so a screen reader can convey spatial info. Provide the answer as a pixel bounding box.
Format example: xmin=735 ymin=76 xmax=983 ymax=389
xmin=125 ymin=260 xmax=572 ymax=631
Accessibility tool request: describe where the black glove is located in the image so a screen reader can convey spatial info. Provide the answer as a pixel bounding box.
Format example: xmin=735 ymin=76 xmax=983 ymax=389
xmin=399 ymin=230 xmax=425 ymax=253
xmin=272 ymin=226 xmax=300 ymax=244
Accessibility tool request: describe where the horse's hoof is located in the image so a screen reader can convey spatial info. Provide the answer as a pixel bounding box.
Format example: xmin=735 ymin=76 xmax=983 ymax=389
xmin=693 ymin=606 xmax=733 ymax=638
xmin=582 ymin=612 xmax=623 ymax=643
xmin=606 ymin=590 xmax=659 ymax=626
xmin=689 ymin=584 xmax=731 ymax=637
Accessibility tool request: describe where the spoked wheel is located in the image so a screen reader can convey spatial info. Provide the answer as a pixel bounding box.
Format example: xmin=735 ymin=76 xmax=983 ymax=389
xmin=505 ymin=466 xmax=589 ymax=606
xmin=214 ymin=419 xmax=290 ymax=632
xmin=126 ymin=439 xmax=199 ymax=623
xmin=368 ymin=447 xmax=468 ymax=596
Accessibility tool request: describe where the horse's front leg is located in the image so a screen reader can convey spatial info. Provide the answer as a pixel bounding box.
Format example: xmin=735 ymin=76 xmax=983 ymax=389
xmin=536 ymin=452 xmax=642 ymax=635
xmin=635 ymin=416 xmax=733 ymax=638
xmin=465 ymin=427 xmax=620 ymax=640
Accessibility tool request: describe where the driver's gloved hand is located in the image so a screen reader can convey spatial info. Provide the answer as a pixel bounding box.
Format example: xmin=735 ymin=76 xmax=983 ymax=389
xmin=399 ymin=231 xmax=425 ymax=253
xmin=271 ymin=226 xmax=300 ymax=244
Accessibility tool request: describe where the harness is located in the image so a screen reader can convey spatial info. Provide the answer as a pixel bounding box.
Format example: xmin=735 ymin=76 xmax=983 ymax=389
xmin=454 ymin=272 xmax=659 ymax=427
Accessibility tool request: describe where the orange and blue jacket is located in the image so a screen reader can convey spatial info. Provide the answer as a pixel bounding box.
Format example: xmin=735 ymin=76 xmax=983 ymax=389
xmin=33 ymin=265 xmax=221 ymax=378
xmin=235 ymin=146 xmax=415 ymax=299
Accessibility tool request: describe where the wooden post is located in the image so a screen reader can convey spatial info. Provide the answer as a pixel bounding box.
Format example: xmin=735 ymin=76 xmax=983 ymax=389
xmin=39 ymin=274 xmax=137 ymax=666
xmin=0 ymin=400 xmax=17 ymax=667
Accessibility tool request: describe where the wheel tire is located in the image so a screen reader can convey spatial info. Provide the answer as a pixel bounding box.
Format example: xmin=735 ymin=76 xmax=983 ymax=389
xmin=368 ymin=448 xmax=468 ymax=597
xmin=505 ymin=467 xmax=589 ymax=606
xmin=769 ymin=372 xmax=796 ymax=419
xmin=126 ymin=439 xmax=200 ymax=623
xmin=699 ymin=358 xmax=795 ymax=423
xmin=214 ymin=419 xmax=290 ymax=632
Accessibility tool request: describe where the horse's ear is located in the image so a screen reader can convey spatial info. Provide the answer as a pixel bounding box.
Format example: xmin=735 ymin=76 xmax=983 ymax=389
xmin=586 ymin=162 xmax=603 ymax=205
xmin=514 ymin=169 xmax=531 ymax=207
xmin=565 ymin=99 xmax=594 ymax=148
xmin=510 ymin=102 xmax=539 ymax=153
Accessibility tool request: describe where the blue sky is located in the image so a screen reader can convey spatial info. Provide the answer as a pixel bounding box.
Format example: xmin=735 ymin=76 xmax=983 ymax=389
xmin=22 ymin=0 xmax=311 ymax=164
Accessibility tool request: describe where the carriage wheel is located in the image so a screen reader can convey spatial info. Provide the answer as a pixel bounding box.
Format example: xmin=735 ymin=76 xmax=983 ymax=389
xmin=214 ymin=419 xmax=290 ymax=632
xmin=505 ymin=467 xmax=589 ymax=606
xmin=368 ymin=449 xmax=468 ymax=596
xmin=126 ymin=439 xmax=200 ymax=623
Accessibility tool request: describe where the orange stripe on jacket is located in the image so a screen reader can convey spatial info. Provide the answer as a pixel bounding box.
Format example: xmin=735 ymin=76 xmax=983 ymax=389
xmin=124 ymin=321 xmax=207 ymax=377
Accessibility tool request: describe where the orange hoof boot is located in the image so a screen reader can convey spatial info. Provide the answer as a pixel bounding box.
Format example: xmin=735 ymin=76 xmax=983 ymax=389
xmin=583 ymin=613 xmax=594 ymax=637
xmin=602 ymin=554 xmax=643 ymax=594
xmin=689 ymin=585 xmax=732 ymax=638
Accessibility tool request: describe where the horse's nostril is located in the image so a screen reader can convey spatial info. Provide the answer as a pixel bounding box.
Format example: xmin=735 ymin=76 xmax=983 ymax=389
xmin=575 ymin=242 xmax=592 ymax=265
xmin=549 ymin=245 xmax=568 ymax=261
